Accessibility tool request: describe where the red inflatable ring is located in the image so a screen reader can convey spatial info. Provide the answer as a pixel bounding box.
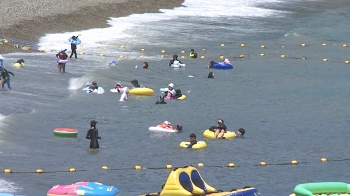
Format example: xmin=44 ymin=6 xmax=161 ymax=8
xmin=53 ymin=127 xmax=78 ymax=137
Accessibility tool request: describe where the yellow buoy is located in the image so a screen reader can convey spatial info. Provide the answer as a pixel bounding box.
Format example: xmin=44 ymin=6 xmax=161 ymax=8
xmin=290 ymin=160 xmax=298 ymax=165
xmin=281 ymin=54 xmax=285 ymax=58
xmin=197 ymin=163 xmax=204 ymax=167
xmin=161 ymin=50 xmax=165 ymax=53
xmin=165 ymin=165 xmax=172 ymax=169
xmin=239 ymin=54 xmax=244 ymax=58
xmin=228 ymin=163 xmax=235 ymax=167
xmin=99 ymin=53 xmax=104 ymax=56
xmin=134 ymin=165 xmax=142 ymax=170
xmin=200 ymin=56 xmax=205 ymax=59
xmin=181 ymin=50 xmax=185 ymax=53
xmin=260 ymin=53 xmax=265 ymax=56
xmin=345 ymin=60 xmax=349 ymax=64
xmin=120 ymin=45 xmax=125 ymax=48
xmin=68 ymin=168 xmax=76 ymax=172
xmin=119 ymin=55 xmax=124 ymax=58
xmin=322 ymin=43 xmax=326 ymax=46
xmin=281 ymin=45 xmax=285 ymax=48
xmin=36 ymin=169 xmax=43 ymax=173
xmin=259 ymin=162 xmax=267 ymax=166
xmin=323 ymin=58 xmax=328 ymax=62
xmin=3 ymin=169 xmax=11 ymax=173
xmin=343 ymin=44 xmax=347 ymax=47
xmin=102 ymin=166 xmax=109 ymax=170
xmin=219 ymin=55 xmax=224 ymax=59
xmin=180 ymin=56 xmax=185 ymax=59
xmin=301 ymin=43 xmax=306 ymax=47
xmin=202 ymin=49 xmax=205 ymax=51
xmin=3 ymin=39 xmax=8 ymax=44
xmin=220 ymin=44 xmax=225 ymax=47
xmin=261 ymin=45 xmax=265 ymax=48
xmin=140 ymin=55 xmax=144 ymax=58
xmin=301 ymin=56 xmax=306 ymax=60
xmin=161 ymin=55 xmax=165 ymax=58
xmin=79 ymin=51 xmax=84 ymax=55
xmin=40 ymin=49 xmax=45 ymax=53
xmin=140 ymin=48 xmax=145 ymax=51
xmin=99 ymin=45 xmax=103 ymax=48
xmin=320 ymin=158 xmax=327 ymax=162
xmin=240 ymin=43 xmax=245 ymax=47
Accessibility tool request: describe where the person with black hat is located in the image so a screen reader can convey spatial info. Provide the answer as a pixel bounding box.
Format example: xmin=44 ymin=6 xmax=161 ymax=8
xmin=86 ymin=120 xmax=101 ymax=149
xmin=187 ymin=133 xmax=198 ymax=148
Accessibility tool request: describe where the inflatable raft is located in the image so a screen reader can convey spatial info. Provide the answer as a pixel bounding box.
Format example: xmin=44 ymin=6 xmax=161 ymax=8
xmin=129 ymin=88 xmax=154 ymax=96
xmin=290 ymin=182 xmax=350 ymax=196
xmin=56 ymin=58 xmax=69 ymax=64
xmin=140 ymin=166 xmax=259 ymax=196
xmin=149 ymin=126 xmax=177 ymax=133
xmin=210 ymin=62 xmax=233 ymax=69
xmin=47 ymin=181 xmax=120 ymax=196
xmin=203 ymin=129 xmax=236 ymax=139
xmin=180 ymin=141 xmax=207 ymax=149
xmin=83 ymin=86 xmax=105 ymax=94
xmin=53 ymin=128 xmax=78 ymax=137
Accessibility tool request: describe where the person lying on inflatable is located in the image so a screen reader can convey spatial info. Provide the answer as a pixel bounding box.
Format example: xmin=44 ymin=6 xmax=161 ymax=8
xmin=224 ymin=58 xmax=232 ymax=65
xmin=208 ymin=61 xmax=217 ymax=68
xmin=13 ymin=59 xmax=25 ymax=68
xmin=169 ymin=55 xmax=183 ymax=66
xmin=156 ymin=121 xmax=183 ymax=132
xmin=114 ymin=83 xmax=130 ymax=102
xmin=84 ymin=81 xmax=99 ymax=93
xmin=208 ymin=119 xmax=228 ymax=139
xmin=187 ymin=133 xmax=197 ymax=148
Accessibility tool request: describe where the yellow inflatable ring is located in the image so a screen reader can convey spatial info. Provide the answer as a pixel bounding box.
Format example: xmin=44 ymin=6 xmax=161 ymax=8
xmin=203 ymin=129 xmax=236 ymax=139
xmin=176 ymin=95 xmax=186 ymax=100
xmin=179 ymin=141 xmax=207 ymax=149
xmin=129 ymin=88 xmax=154 ymax=96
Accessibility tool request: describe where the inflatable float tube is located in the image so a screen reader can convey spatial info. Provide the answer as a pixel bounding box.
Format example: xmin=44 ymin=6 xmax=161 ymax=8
xmin=176 ymin=95 xmax=186 ymax=100
xmin=160 ymin=88 xmax=168 ymax=92
xmin=83 ymin=86 xmax=105 ymax=94
xmin=13 ymin=62 xmax=24 ymax=68
xmin=56 ymin=58 xmax=69 ymax=64
xmin=179 ymin=141 xmax=207 ymax=149
xmin=210 ymin=62 xmax=233 ymax=69
xmin=171 ymin=63 xmax=186 ymax=68
xmin=290 ymin=182 xmax=350 ymax=196
xmin=149 ymin=126 xmax=177 ymax=133
xmin=129 ymin=88 xmax=154 ymax=96
xmin=47 ymin=181 xmax=120 ymax=196
xmin=203 ymin=129 xmax=236 ymax=139
xmin=53 ymin=128 xmax=78 ymax=137
xmin=68 ymin=38 xmax=81 ymax=45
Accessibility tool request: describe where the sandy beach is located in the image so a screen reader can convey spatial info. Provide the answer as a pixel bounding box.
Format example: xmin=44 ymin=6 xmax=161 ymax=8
xmin=0 ymin=0 xmax=183 ymax=54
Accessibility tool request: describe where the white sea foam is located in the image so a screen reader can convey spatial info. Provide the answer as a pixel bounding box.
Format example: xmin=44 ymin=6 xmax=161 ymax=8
xmin=0 ymin=178 xmax=21 ymax=193
xmin=68 ymin=77 xmax=91 ymax=91
xmin=38 ymin=0 xmax=290 ymax=52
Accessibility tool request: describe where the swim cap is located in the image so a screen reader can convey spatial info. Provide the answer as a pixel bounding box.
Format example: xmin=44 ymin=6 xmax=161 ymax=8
xmin=168 ymin=83 xmax=174 ymax=88
xmin=90 ymin=120 xmax=97 ymax=124
xmin=190 ymin=133 xmax=196 ymax=138
xmin=111 ymin=60 xmax=117 ymax=64
xmin=164 ymin=121 xmax=170 ymax=125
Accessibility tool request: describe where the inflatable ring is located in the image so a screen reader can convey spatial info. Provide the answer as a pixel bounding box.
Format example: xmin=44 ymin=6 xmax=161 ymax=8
xmin=179 ymin=141 xmax=207 ymax=149
xmin=129 ymin=88 xmax=154 ymax=96
xmin=170 ymin=63 xmax=186 ymax=68
xmin=56 ymin=58 xmax=69 ymax=64
xmin=203 ymin=129 xmax=236 ymax=139
xmin=53 ymin=128 xmax=78 ymax=137
xmin=211 ymin=62 xmax=233 ymax=69
xmin=176 ymin=95 xmax=186 ymax=100
xmin=149 ymin=126 xmax=177 ymax=133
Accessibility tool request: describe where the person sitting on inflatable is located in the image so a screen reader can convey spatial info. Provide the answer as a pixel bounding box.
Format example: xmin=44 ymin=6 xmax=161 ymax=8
xmin=189 ymin=49 xmax=197 ymax=58
xmin=85 ymin=81 xmax=99 ymax=93
xmin=168 ymin=55 xmax=183 ymax=66
xmin=164 ymin=83 xmax=176 ymax=100
xmin=224 ymin=58 xmax=232 ymax=65
xmin=157 ymin=121 xmax=174 ymax=129
xmin=187 ymin=133 xmax=198 ymax=148
xmin=208 ymin=119 xmax=227 ymax=139
xmin=114 ymin=83 xmax=130 ymax=102
xmin=13 ymin=59 xmax=25 ymax=68
xmin=236 ymin=128 xmax=245 ymax=137
xmin=208 ymin=61 xmax=217 ymax=68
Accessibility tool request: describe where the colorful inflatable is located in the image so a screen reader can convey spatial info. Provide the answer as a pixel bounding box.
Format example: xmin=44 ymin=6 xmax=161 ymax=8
xmin=129 ymin=88 xmax=154 ymax=96
xmin=47 ymin=182 xmax=120 ymax=196
xmin=140 ymin=166 xmax=259 ymax=196
xmin=290 ymin=182 xmax=350 ymax=196
xmin=56 ymin=57 xmax=69 ymax=64
xmin=13 ymin=62 xmax=24 ymax=68
xmin=203 ymin=129 xmax=236 ymax=139
xmin=170 ymin=60 xmax=186 ymax=68
xmin=68 ymin=38 xmax=81 ymax=45
xmin=149 ymin=126 xmax=177 ymax=133
xmin=179 ymin=141 xmax=207 ymax=149
xmin=53 ymin=128 xmax=78 ymax=137
xmin=210 ymin=62 xmax=233 ymax=69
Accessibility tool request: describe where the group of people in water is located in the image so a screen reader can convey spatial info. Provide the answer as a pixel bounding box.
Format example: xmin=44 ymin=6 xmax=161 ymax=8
xmin=55 ymin=34 xmax=82 ymax=73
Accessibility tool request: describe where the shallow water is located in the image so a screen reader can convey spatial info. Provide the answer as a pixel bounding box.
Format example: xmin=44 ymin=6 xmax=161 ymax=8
xmin=1 ymin=0 xmax=350 ymax=195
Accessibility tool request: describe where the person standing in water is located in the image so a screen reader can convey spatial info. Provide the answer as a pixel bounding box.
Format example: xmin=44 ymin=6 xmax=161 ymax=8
xmin=86 ymin=120 xmax=101 ymax=149
xmin=69 ymin=34 xmax=81 ymax=59
xmin=56 ymin=49 xmax=68 ymax=73
xmin=0 ymin=67 xmax=14 ymax=91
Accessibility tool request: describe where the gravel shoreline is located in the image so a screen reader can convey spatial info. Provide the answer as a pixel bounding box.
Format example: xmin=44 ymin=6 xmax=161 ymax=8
xmin=0 ymin=0 xmax=183 ymax=54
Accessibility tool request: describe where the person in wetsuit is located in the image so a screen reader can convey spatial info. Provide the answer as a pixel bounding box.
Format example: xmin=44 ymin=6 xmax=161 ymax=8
xmin=208 ymin=72 xmax=214 ymax=78
xmin=168 ymin=55 xmax=183 ymax=66
xmin=208 ymin=61 xmax=216 ymax=68
xmin=237 ymin=128 xmax=245 ymax=137
xmin=86 ymin=120 xmax=101 ymax=149
xmin=209 ymin=119 xmax=227 ymax=139
xmin=0 ymin=67 xmax=14 ymax=91
xmin=69 ymin=34 xmax=81 ymax=59
xmin=187 ymin=133 xmax=197 ymax=148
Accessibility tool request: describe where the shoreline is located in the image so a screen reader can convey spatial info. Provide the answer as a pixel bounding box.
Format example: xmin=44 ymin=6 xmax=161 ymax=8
xmin=0 ymin=0 xmax=183 ymax=54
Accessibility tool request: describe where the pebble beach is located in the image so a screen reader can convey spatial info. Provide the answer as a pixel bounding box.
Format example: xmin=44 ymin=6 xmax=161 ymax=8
xmin=0 ymin=0 xmax=183 ymax=54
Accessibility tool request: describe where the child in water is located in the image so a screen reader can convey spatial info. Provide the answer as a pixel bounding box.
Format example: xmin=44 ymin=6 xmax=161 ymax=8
xmin=237 ymin=128 xmax=245 ymax=137
xmin=187 ymin=133 xmax=197 ymax=148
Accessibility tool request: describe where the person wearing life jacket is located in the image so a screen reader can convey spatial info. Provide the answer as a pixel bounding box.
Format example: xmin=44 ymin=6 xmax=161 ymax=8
xmin=56 ymin=49 xmax=68 ymax=73
xmin=169 ymin=54 xmax=183 ymax=66
xmin=224 ymin=58 xmax=232 ymax=65
xmin=0 ymin=67 xmax=14 ymax=91
xmin=164 ymin=83 xmax=176 ymax=100
xmin=69 ymin=34 xmax=81 ymax=59
xmin=13 ymin=59 xmax=25 ymax=68
xmin=115 ymin=83 xmax=130 ymax=101
xmin=189 ymin=49 xmax=197 ymax=58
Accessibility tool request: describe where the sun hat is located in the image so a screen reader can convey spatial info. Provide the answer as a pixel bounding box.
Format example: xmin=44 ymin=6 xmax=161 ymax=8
xmin=168 ymin=83 xmax=174 ymax=88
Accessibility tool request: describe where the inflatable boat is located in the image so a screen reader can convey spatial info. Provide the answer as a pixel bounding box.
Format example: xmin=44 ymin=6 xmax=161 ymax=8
xmin=83 ymin=86 xmax=105 ymax=94
xmin=209 ymin=62 xmax=233 ymax=69
xmin=47 ymin=181 xmax=120 ymax=196
xmin=179 ymin=141 xmax=207 ymax=149
xmin=290 ymin=182 xmax=350 ymax=196
xmin=203 ymin=129 xmax=236 ymax=139
xmin=140 ymin=166 xmax=259 ymax=196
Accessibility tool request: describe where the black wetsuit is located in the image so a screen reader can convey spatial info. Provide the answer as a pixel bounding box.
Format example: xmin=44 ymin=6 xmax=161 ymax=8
xmin=174 ymin=89 xmax=182 ymax=99
xmin=169 ymin=59 xmax=183 ymax=66
xmin=89 ymin=85 xmax=98 ymax=90
xmin=209 ymin=123 xmax=227 ymax=132
xmin=187 ymin=140 xmax=197 ymax=148
xmin=86 ymin=128 xmax=101 ymax=149
xmin=0 ymin=68 xmax=14 ymax=90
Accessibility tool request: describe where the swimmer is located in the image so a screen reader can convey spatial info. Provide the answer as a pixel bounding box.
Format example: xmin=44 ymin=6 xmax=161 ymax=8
xmin=209 ymin=119 xmax=227 ymax=139
xmin=13 ymin=59 xmax=25 ymax=68
xmin=187 ymin=133 xmax=197 ymax=148
xmin=208 ymin=72 xmax=214 ymax=78
xmin=156 ymin=121 xmax=183 ymax=132
xmin=237 ymin=128 xmax=245 ymax=137
xmin=115 ymin=83 xmax=130 ymax=101
xmin=0 ymin=67 xmax=14 ymax=91
xmin=109 ymin=60 xmax=117 ymax=66
xmin=208 ymin=61 xmax=216 ymax=68
xmin=86 ymin=120 xmax=101 ymax=149
xmin=189 ymin=49 xmax=197 ymax=58
xmin=169 ymin=54 xmax=183 ymax=66
xmin=143 ymin=62 xmax=149 ymax=69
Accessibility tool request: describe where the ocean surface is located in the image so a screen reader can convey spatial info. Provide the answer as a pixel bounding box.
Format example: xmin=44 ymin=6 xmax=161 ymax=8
xmin=1 ymin=0 xmax=350 ymax=195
